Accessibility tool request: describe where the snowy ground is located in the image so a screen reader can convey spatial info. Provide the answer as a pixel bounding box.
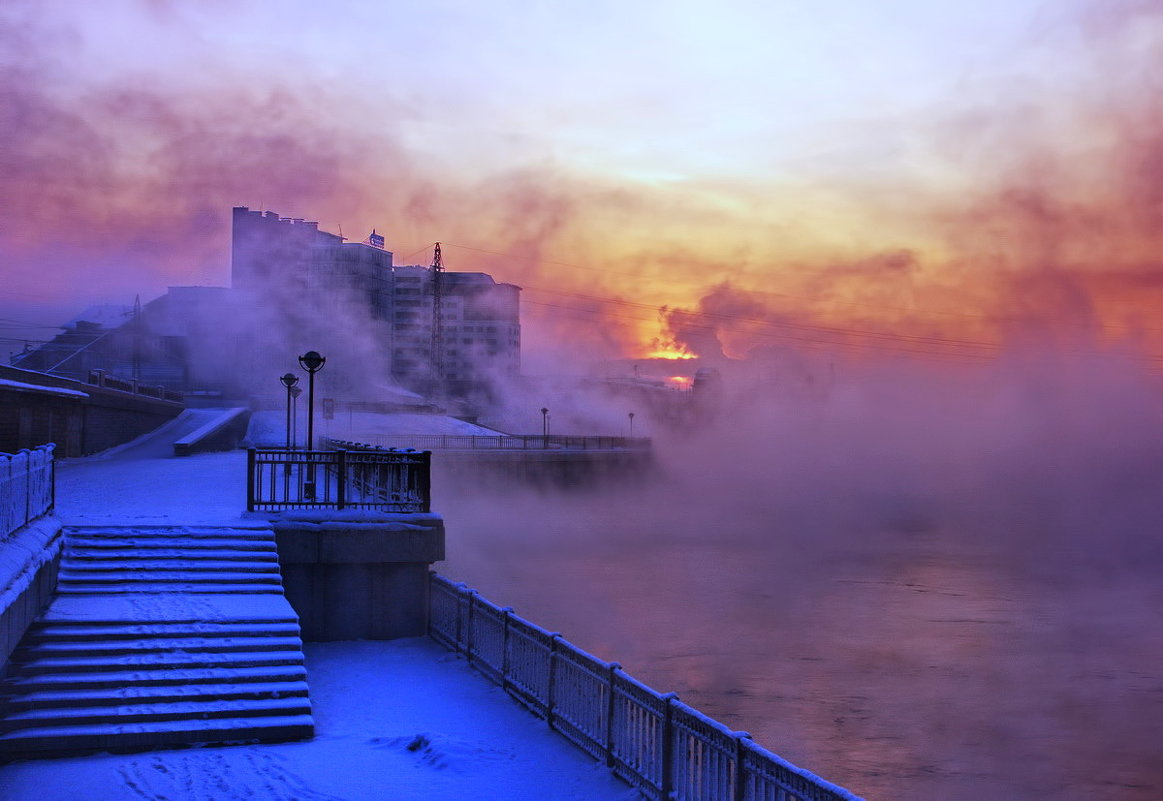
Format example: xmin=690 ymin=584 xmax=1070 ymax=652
xmin=10 ymin=429 xmax=639 ymax=800
xmin=0 ymin=638 xmax=638 ymax=801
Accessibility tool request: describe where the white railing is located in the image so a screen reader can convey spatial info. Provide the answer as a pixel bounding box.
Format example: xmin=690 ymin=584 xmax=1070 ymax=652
xmin=428 ymin=574 xmax=864 ymax=801
xmin=1 ymin=444 xmax=55 ymax=538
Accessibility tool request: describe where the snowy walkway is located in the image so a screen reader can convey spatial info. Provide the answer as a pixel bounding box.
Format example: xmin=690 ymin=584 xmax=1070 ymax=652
xmin=4 ymin=436 xmax=639 ymax=799
xmin=0 ymin=638 xmax=637 ymax=801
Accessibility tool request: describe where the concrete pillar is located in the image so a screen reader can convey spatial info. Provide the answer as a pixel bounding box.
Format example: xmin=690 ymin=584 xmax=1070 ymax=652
xmin=268 ymin=514 xmax=445 ymax=642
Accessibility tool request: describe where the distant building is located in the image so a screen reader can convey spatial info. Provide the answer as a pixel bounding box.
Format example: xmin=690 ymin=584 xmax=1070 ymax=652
xmin=14 ymin=209 xmax=522 ymax=405
xmin=391 ymin=265 xmax=521 ymax=398
xmin=232 ymin=207 xmax=520 ymax=400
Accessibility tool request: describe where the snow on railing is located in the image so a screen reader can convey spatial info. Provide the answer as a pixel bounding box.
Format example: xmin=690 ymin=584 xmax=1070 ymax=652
xmin=428 ymin=574 xmax=865 ymax=801
xmin=1 ymin=444 xmax=55 ymax=538
xmin=246 ymin=448 xmax=431 ymax=512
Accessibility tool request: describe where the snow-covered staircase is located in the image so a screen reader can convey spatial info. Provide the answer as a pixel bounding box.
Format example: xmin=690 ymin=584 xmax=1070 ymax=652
xmin=0 ymin=526 xmax=314 ymax=760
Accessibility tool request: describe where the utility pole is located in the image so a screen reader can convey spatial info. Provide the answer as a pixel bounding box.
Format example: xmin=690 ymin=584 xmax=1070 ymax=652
xmin=430 ymin=242 xmax=445 ymax=391
xmin=131 ymin=294 xmax=142 ymax=384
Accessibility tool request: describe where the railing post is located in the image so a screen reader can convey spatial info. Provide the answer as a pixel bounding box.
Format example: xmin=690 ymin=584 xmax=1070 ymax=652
xmin=734 ymin=731 xmax=752 ymax=801
xmin=501 ymin=607 xmax=513 ymax=693
xmin=547 ymin=633 xmax=562 ymax=728
xmin=466 ymin=589 xmax=477 ymax=666
xmin=605 ymin=662 xmax=621 ymax=768
xmin=453 ymin=583 xmax=468 ymax=655
xmin=661 ymin=692 xmax=678 ymax=800
xmin=336 ymin=450 xmax=347 ymax=510
xmin=419 ymin=451 xmax=432 ymax=513
xmin=246 ymin=449 xmax=256 ymax=512
xmin=24 ymin=449 xmax=31 ymax=527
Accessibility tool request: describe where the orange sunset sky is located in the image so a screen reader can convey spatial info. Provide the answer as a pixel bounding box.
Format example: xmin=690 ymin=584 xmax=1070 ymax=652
xmin=2 ymin=0 xmax=1162 ymax=371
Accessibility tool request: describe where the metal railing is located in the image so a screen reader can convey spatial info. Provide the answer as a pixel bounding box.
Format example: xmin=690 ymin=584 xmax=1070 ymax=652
xmin=87 ymin=370 xmax=183 ymax=403
xmin=428 ymin=575 xmax=864 ymax=801
xmin=246 ymin=449 xmax=431 ymax=512
xmin=328 ymin=434 xmax=651 ymax=452
xmin=1 ymin=444 xmax=55 ymax=537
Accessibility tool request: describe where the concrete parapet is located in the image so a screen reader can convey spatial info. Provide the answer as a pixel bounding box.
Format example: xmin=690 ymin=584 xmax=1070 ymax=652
xmin=264 ymin=513 xmax=445 ymax=642
xmin=0 ymin=517 xmax=63 ymax=672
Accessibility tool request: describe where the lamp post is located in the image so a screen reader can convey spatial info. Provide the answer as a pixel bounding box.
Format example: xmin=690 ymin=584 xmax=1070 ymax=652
xmin=540 ymin=407 xmax=549 ymax=449
xmin=628 ymin=411 xmax=635 ymax=439
xmin=298 ymin=351 xmax=326 ymax=450
xmin=289 ymin=386 xmax=302 ymax=448
xmin=279 ymin=373 xmax=298 ymax=451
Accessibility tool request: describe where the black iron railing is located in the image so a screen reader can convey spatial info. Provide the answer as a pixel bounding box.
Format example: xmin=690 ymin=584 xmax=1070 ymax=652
xmin=246 ymin=449 xmax=431 ymax=512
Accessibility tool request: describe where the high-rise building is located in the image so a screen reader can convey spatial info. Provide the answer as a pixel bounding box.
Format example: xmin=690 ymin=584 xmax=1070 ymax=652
xmin=231 ymin=207 xmax=520 ymax=399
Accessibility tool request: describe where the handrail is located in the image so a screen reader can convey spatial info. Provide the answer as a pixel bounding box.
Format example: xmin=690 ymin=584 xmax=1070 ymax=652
xmin=427 ymin=574 xmax=864 ymax=801
xmin=1 ymin=444 xmax=55 ymax=537
xmin=328 ymin=434 xmax=651 ymax=452
xmin=246 ymin=448 xmax=430 ymax=512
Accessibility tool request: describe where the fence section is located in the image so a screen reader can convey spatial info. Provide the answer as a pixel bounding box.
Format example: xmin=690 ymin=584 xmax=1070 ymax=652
xmin=87 ymin=369 xmax=183 ymax=403
xmin=1 ymin=444 xmax=55 ymax=538
xmin=329 ymin=434 xmax=650 ymax=452
xmin=428 ymin=574 xmax=864 ymax=801
xmin=246 ymin=448 xmax=430 ymax=512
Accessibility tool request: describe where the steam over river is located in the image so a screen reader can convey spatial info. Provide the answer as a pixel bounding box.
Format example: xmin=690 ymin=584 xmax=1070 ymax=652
xmin=438 ymin=465 xmax=1162 ymax=801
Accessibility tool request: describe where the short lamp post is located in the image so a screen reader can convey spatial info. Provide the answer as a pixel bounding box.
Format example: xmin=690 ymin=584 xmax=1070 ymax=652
xmin=541 ymin=407 xmax=549 ymax=448
xmin=628 ymin=411 xmax=635 ymax=439
xmin=298 ymin=351 xmax=326 ymax=451
xmin=279 ymin=373 xmax=298 ymax=451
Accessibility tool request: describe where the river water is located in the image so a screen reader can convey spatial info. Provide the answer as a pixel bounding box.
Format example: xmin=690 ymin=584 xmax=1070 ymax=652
xmin=438 ymin=472 xmax=1162 ymax=801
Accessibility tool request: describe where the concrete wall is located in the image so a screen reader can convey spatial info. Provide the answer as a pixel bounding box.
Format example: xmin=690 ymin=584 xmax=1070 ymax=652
xmin=0 ymin=518 xmax=63 ymax=674
xmin=432 ymin=448 xmax=655 ymax=489
xmin=0 ymin=366 xmax=182 ymax=456
xmin=269 ymin=514 xmax=445 ymax=642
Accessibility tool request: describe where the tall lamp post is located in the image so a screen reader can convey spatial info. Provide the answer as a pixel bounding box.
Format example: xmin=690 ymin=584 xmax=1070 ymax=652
xmin=628 ymin=411 xmax=635 ymax=439
xmin=298 ymin=351 xmax=326 ymax=450
xmin=289 ymin=386 xmax=302 ymax=449
xmin=540 ymin=406 xmax=549 ymax=449
xmin=279 ymin=373 xmax=298 ymax=451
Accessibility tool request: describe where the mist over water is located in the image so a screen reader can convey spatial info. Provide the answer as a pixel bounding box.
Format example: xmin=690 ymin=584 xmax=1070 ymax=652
xmin=436 ymin=345 xmax=1163 ymax=801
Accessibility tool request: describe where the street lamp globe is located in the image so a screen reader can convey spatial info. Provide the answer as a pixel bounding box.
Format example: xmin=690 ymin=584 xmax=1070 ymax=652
xmin=298 ymin=351 xmax=326 ymax=373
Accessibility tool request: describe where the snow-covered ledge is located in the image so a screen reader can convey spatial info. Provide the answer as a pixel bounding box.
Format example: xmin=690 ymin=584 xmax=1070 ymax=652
xmin=0 ymin=517 xmax=63 ymax=670
xmin=251 ymin=511 xmax=445 ymax=642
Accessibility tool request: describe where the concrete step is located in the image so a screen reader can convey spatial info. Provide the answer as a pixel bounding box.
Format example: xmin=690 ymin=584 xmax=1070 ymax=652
xmin=0 ymin=714 xmax=315 ymax=760
xmin=10 ymin=649 xmax=306 ymax=675
xmin=1 ymin=696 xmax=312 ymax=732
xmin=58 ymin=571 xmax=284 ymax=585
xmin=40 ymin=593 xmax=301 ymax=626
xmin=55 ymin=583 xmax=285 ymax=595
xmin=2 ymin=681 xmax=310 ymax=711
xmin=66 ymin=539 xmax=277 ymax=553
xmin=2 ymin=665 xmax=309 ymax=692
xmin=63 ymin=527 xmax=274 ymax=540
xmin=25 ymin=621 xmax=301 ymax=642
xmin=60 ymin=558 xmax=280 ymax=571
xmin=15 ymin=636 xmax=305 ymax=659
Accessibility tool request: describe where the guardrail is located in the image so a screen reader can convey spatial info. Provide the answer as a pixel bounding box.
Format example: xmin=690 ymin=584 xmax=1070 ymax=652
xmin=328 ymin=434 xmax=651 ymax=451
xmin=1 ymin=444 xmax=55 ymax=538
xmin=86 ymin=370 xmax=183 ymax=403
xmin=246 ymin=449 xmax=430 ymax=512
xmin=428 ymin=575 xmax=864 ymax=801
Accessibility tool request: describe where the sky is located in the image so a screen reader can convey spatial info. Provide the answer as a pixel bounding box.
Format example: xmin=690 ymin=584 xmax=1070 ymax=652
xmin=2 ymin=0 xmax=1163 ymax=367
